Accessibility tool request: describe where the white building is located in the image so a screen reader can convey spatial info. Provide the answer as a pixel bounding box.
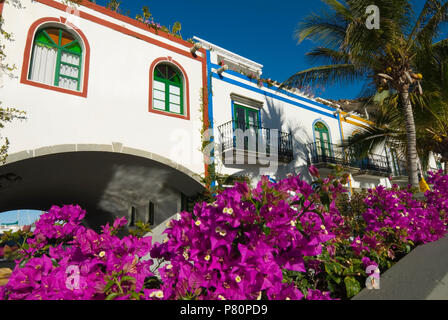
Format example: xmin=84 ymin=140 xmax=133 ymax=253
xmin=0 ymin=0 xmax=207 ymax=229
xmin=0 ymin=0 xmax=442 ymax=228
xmin=195 ymin=37 xmax=442 ymax=193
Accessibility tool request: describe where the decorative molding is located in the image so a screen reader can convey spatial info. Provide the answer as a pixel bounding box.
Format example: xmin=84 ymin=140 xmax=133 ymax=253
xmin=230 ymin=93 xmax=264 ymax=109
xmin=193 ymin=36 xmax=263 ymax=74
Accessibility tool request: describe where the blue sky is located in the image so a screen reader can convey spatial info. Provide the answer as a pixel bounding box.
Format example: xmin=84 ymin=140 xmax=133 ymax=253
xmin=91 ymin=0 xmax=431 ymax=100
xmin=0 ymin=210 xmax=43 ymax=225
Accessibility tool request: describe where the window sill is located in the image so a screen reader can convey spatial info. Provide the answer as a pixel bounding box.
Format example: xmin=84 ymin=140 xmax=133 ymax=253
xmin=21 ymin=78 xmax=87 ymax=98
xmin=148 ymin=107 xmax=190 ymax=120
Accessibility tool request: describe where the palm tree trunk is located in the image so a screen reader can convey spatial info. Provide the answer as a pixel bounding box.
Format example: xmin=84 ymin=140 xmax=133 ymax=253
xmin=400 ymin=84 xmax=420 ymax=189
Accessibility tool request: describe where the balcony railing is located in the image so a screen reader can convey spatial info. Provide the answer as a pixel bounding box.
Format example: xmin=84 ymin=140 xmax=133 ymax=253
xmin=217 ymin=120 xmax=294 ymax=163
xmin=306 ymin=142 xmax=391 ymax=175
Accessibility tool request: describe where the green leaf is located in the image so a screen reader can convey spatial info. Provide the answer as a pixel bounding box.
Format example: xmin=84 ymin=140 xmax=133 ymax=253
xmin=262 ymin=226 xmax=271 ymax=236
xmin=344 ymin=276 xmax=361 ymax=298
xmin=121 ymin=276 xmax=136 ymax=283
xmin=104 ymin=280 xmax=115 ymax=293
xmin=106 ymin=292 xmax=119 ymax=300
xmin=51 ymin=258 xmax=59 ymax=267
xmin=130 ymin=291 xmax=142 ymax=300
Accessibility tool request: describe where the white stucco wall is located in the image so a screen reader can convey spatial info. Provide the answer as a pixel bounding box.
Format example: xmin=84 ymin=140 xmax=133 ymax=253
xmin=208 ymin=50 xmax=351 ymax=184
xmin=0 ymin=0 xmax=205 ymax=175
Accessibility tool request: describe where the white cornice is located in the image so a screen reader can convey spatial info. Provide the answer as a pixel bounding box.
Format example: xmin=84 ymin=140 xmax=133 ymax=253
xmin=193 ymin=36 xmax=263 ymax=73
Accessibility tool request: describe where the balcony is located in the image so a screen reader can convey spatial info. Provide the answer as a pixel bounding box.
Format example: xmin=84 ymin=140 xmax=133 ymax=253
xmin=217 ymin=120 xmax=294 ymax=164
xmin=306 ymin=142 xmax=391 ymax=177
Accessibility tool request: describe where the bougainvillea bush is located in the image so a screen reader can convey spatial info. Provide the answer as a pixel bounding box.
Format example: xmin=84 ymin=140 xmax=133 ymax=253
xmin=1 ymin=169 xmax=448 ymax=300
xmin=0 ymin=206 xmax=157 ymax=300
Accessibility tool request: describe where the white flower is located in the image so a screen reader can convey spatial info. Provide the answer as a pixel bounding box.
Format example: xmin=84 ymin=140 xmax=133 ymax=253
xmin=150 ymin=290 xmax=164 ymax=298
xmin=215 ymin=226 xmax=227 ymax=237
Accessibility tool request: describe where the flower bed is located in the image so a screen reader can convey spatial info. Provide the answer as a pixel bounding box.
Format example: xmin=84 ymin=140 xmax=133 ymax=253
xmin=1 ymin=169 xmax=447 ymax=300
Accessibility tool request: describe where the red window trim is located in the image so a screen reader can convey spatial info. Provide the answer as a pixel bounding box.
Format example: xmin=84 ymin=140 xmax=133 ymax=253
xmin=4 ymin=0 xmax=211 ymax=179
xmin=33 ymin=0 xmax=203 ymax=61
xmin=20 ymin=17 xmax=91 ymax=98
xmin=149 ymin=57 xmax=190 ymax=120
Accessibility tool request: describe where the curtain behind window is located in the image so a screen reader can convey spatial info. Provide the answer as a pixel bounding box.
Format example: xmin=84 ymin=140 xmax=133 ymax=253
xmin=29 ymin=44 xmax=57 ymax=86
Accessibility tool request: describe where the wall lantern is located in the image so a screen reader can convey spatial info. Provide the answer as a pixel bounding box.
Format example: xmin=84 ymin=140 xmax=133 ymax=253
xmin=190 ymin=42 xmax=202 ymax=55
xmin=217 ymin=64 xmax=228 ymax=76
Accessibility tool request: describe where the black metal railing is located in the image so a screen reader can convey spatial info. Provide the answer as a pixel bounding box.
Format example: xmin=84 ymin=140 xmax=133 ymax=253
xmin=307 ymin=142 xmax=391 ymax=174
xmin=306 ymin=142 xmax=349 ymax=167
xmin=217 ymin=120 xmax=294 ymax=162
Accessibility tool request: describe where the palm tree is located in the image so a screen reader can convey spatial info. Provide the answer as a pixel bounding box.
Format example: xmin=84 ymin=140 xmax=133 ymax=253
xmin=283 ymin=0 xmax=448 ymax=188
xmin=340 ymin=38 xmax=448 ymax=177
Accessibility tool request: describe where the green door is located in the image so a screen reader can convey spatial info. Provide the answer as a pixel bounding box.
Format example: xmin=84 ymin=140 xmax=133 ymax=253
xmin=233 ymin=104 xmax=260 ymax=151
xmin=314 ymin=122 xmax=331 ymax=158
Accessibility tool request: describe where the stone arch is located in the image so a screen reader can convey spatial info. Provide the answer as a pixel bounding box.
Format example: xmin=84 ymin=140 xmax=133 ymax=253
xmin=0 ymin=143 xmax=204 ymax=230
xmin=3 ymin=142 xmax=202 ymax=184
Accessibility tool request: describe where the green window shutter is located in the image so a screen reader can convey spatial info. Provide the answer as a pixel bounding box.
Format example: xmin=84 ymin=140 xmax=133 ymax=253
xmin=153 ymin=63 xmax=184 ymax=115
xmin=314 ymin=122 xmax=331 ymax=157
xmin=29 ymin=27 xmax=83 ymax=91
xmin=153 ymin=80 xmax=166 ymax=110
xmin=233 ymin=104 xmax=260 ymax=129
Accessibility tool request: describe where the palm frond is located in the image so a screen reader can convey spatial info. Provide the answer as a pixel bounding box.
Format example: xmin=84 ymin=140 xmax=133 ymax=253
xmin=282 ymin=64 xmax=366 ymax=89
xmin=295 ymin=14 xmax=347 ymax=49
xmin=413 ymin=1 xmax=448 ymax=47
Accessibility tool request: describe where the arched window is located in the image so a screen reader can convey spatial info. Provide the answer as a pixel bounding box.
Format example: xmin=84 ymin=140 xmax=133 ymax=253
xmin=314 ymin=121 xmax=331 ymax=158
xmin=28 ymin=27 xmax=83 ymax=91
xmin=152 ymin=63 xmax=184 ymax=115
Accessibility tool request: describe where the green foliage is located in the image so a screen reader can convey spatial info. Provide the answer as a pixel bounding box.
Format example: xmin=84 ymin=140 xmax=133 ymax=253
xmin=106 ymin=0 xmax=121 ymax=12
xmin=171 ymin=22 xmax=182 ymax=39
xmin=344 ymin=276 xmax=361 ymax=298
xmin=336 ymin=190 xmax=368 ymax=236
xmin=0 ymin=1 xmax=27 ymax=163
xmin=128 ymin=221 xmax=152 ymax=238
xmin=0 ymin=226 xmax=33 ymax=261
xmin=286 ymin=0 xmax=448 ymax=187
xmin=0 ymin=105 xmax=26 ymax=163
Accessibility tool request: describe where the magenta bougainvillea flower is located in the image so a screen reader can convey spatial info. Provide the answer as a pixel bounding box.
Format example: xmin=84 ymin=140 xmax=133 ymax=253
xmin=1 ymin=170 xmax=448 ymax=300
